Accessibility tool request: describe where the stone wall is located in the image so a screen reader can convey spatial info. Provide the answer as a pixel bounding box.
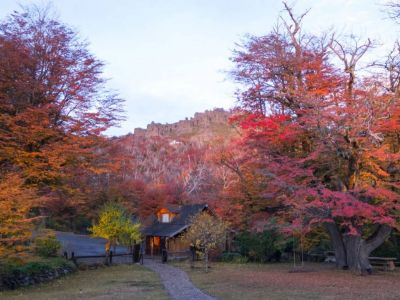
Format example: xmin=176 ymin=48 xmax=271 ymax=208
xmin=0 ymin=264 xmax=76 ymax=291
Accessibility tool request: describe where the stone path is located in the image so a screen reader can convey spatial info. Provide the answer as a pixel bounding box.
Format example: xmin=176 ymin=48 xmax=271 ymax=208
xmin=143 ymin=259 xmax=216 ymax=300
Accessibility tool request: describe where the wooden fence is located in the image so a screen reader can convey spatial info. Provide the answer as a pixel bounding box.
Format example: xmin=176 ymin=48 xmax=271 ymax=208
xmin=63 ymin=248 xmax=191 ymax=266
xmin=63 ymin=250 xmax=143 ymax=265
xmin=167 ymin=250 xmax=191 ymax=261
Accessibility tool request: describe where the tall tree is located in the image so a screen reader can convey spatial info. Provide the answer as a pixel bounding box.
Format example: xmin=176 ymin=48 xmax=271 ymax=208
xmin=0 ymin=5 xmax=124 ymax=257
xmin=231 ymin=2 xmax=400 ymax=273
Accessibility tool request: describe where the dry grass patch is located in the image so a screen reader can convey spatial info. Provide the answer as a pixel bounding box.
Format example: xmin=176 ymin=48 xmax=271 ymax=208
xmin=0 ymin=264 xmax=168 ymax=300
xmin=177 ymin=261 xmax=400 ymax=300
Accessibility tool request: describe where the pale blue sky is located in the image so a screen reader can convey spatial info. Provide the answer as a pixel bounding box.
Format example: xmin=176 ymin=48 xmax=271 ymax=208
xmin=1 ymin=0 xmax=398 ymax=136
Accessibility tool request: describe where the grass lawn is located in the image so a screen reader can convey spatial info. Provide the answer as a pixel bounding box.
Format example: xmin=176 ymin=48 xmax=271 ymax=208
xmin=0 ymin=264 xmax=169 ymax=300
xmin=176 ymin=261 xmax=400 ymax=300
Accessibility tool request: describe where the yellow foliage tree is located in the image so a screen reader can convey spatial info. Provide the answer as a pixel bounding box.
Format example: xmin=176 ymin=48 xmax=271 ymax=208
xmin=90 ymin=204 xmax=141 ymax=256
xmin=183 ymin=212 xmax=227 ymax=272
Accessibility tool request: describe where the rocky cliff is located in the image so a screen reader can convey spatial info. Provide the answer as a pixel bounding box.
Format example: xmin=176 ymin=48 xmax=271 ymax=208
xmin=133 ymin=108 xmax=234 ymax=142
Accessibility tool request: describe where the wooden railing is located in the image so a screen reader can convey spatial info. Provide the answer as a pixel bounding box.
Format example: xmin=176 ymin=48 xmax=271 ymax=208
xmin=63 ymin=250 xmax=143 ymax=265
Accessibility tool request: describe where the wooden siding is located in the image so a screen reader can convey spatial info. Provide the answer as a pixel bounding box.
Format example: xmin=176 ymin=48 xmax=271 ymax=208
xmin=167 ymin=236 xmax=190 ymax=253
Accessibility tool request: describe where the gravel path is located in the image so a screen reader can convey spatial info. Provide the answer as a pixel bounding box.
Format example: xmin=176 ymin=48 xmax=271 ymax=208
xmin=144 ymin=259 xmax=217 ymax=300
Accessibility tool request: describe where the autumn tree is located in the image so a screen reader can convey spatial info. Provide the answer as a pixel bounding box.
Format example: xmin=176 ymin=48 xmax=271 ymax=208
xmin=0 ymin=175 xmax=45 ymax=259
xmin=183 ymin=212 xmax=227 ymax=272
xmin=90 ymin=203 xmax=141 ymax=256
xmin=103 ymin=132 xmax=231 ymax=220
xmin=0 ymin=5 xmax=124 ymax=257
xmin=231 ymin=2 xmax=400 ymax=273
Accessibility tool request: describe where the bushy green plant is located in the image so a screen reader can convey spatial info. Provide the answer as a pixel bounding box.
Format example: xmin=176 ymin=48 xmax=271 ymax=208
xmin=221 ymin=252 xmax=241 ymax=262
xmin=234 ymin=228 xmax=287 ymax=262
xmin=0 ymin=258 xmax=75 ymax=277
xmin=34 ymin=236 xmax=61 ymax=257
xmin=371 ymin=231 xmax=400 ymax=259
xmin=221 ymin=252 xmax=249 ymax=263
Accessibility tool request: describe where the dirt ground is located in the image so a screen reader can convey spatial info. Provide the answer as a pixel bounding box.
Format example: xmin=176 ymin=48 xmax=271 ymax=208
xmin=178 ymin=262 xmax=400 ymax=300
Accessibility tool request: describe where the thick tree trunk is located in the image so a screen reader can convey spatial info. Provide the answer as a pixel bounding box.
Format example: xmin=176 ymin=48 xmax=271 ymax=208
xmin=325 ymin=223 xmax=392 ymax=274
xmin=324 ymin=223 xmax=347 ymax=268
xmin=343 ymin=235 xmax=371 ymax=273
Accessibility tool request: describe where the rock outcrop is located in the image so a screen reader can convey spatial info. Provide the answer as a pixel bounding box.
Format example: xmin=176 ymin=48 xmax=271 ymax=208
xmin=133 ymin=108 xmax=232 ymax=141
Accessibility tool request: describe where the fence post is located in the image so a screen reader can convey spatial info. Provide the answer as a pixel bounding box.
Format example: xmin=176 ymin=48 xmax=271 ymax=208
xmin=71 ymin=251 xmax=78 ymax=266
xmin=140 ymin=241 xmax=144 ymax=265
xmin=161 ymin=249 xmax=168 ymax=263
xmin=109 ymin=250 xmax=113 ymax=265
xmin=190 ymin=245 xmax=195 ymax=268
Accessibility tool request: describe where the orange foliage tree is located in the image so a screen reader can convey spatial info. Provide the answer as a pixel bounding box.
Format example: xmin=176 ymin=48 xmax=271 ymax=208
xmin=0 ymin=5 xmax=124 ymax=257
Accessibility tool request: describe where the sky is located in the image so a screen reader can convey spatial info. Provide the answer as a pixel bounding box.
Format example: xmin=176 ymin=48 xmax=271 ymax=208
xmin=1 ymin=0 xmax=398 ymax=136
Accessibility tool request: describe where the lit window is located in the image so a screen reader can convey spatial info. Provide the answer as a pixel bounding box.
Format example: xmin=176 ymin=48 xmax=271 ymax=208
xmin=161 ymin=213 xmax=170 ymax=223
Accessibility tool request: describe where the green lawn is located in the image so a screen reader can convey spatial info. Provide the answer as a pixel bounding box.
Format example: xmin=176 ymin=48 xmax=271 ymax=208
xmin=176 ymin=261 xmax=400 ymax=300
xmin=0 ymin=264 xmax=169 ymax=300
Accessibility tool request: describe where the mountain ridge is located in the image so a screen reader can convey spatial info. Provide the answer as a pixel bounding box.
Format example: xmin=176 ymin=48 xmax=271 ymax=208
xmin=131 ymin=108 xmax=234 ymax=142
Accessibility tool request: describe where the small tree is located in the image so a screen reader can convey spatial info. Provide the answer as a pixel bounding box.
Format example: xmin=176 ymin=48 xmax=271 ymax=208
xmin=183 ymin=212 xmax=227 ymax=272
xmin=119 ymin=220 xmax=142 ymax=252
xmin=90 ymin=204 xmax=141 ymax=259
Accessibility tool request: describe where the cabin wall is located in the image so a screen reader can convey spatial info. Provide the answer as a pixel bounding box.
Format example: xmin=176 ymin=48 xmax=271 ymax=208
xmin=145 ymin=235 xmax=190 ymax=255
xmin=167 ymin=236 xmax=190 ymax=253
xmin=145 ymin=236 xmax=161 ymax=255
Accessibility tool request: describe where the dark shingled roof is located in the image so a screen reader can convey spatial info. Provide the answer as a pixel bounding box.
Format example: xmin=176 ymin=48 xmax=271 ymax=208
xmin=143 ymin=203 xmax=208 ymax=237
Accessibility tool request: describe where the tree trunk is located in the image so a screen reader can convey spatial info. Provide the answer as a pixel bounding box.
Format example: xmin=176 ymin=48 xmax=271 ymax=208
xmin=325 ymin=223 xmax=392 ymax=274
xmin=343 ymin=235 xmax=371 ymax=274
xmin=205 ymin=250 xmax=209 ymax=273
xmin=105 ymin=240 xmax=111 ymax=265
xmin=324 ymin=223 xmax=347 ymax=268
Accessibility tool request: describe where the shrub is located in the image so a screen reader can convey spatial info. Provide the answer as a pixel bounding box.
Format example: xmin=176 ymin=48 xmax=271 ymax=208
xmin=221 ymin=252 xmax=249 ymax=263
xmin=234 ymin=228 xmax=287 ymax=262
xmin=221 ymin=252 xmax=241 ymax=262
xmin=0 ymin=258 xmax=76 ymax=290
xmin=34 ymin=236 xmax=61 ymax=258
xmin=0 ymin=257 xmax=74 ymax=276
xmin=371 ymin=231 xmax=400 ymax=259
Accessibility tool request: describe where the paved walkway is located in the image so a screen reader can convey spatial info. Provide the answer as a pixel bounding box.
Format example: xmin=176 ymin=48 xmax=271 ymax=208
xmin=143 ymin=259 xmax=216 ymax=300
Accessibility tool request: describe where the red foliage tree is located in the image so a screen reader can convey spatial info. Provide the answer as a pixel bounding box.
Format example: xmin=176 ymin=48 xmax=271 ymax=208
xmin=231 ymin=3 xmax=400 ymax=273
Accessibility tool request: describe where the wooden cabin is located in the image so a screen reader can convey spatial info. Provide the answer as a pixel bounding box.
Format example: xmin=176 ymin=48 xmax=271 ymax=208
xmin=143 ymin=203 xmax=210 ymax=256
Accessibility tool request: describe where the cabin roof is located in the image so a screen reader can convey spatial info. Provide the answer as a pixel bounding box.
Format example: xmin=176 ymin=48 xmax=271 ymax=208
xmin=143 ymin=203 xmax=208 ymax=238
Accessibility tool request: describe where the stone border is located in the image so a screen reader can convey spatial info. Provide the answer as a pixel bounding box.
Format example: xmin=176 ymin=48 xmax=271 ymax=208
xmin=0 ymin=265 xmax=76 ymax=291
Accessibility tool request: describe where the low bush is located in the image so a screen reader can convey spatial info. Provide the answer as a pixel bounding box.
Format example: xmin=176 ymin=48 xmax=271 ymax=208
xmin=0 ymin=257 xmax=75 ymax=277
xmin=34 ymin=236 xmax=61 ymax=257
xmin=0 ymin=258 xmax=76 ymax=290
xmin=221 ymin=252 xmax=249 ymax=263
xmin=234 ymin=228 xmax=287 ymax=263
xmin=371 ymin=231 xmax=400 ymax=259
